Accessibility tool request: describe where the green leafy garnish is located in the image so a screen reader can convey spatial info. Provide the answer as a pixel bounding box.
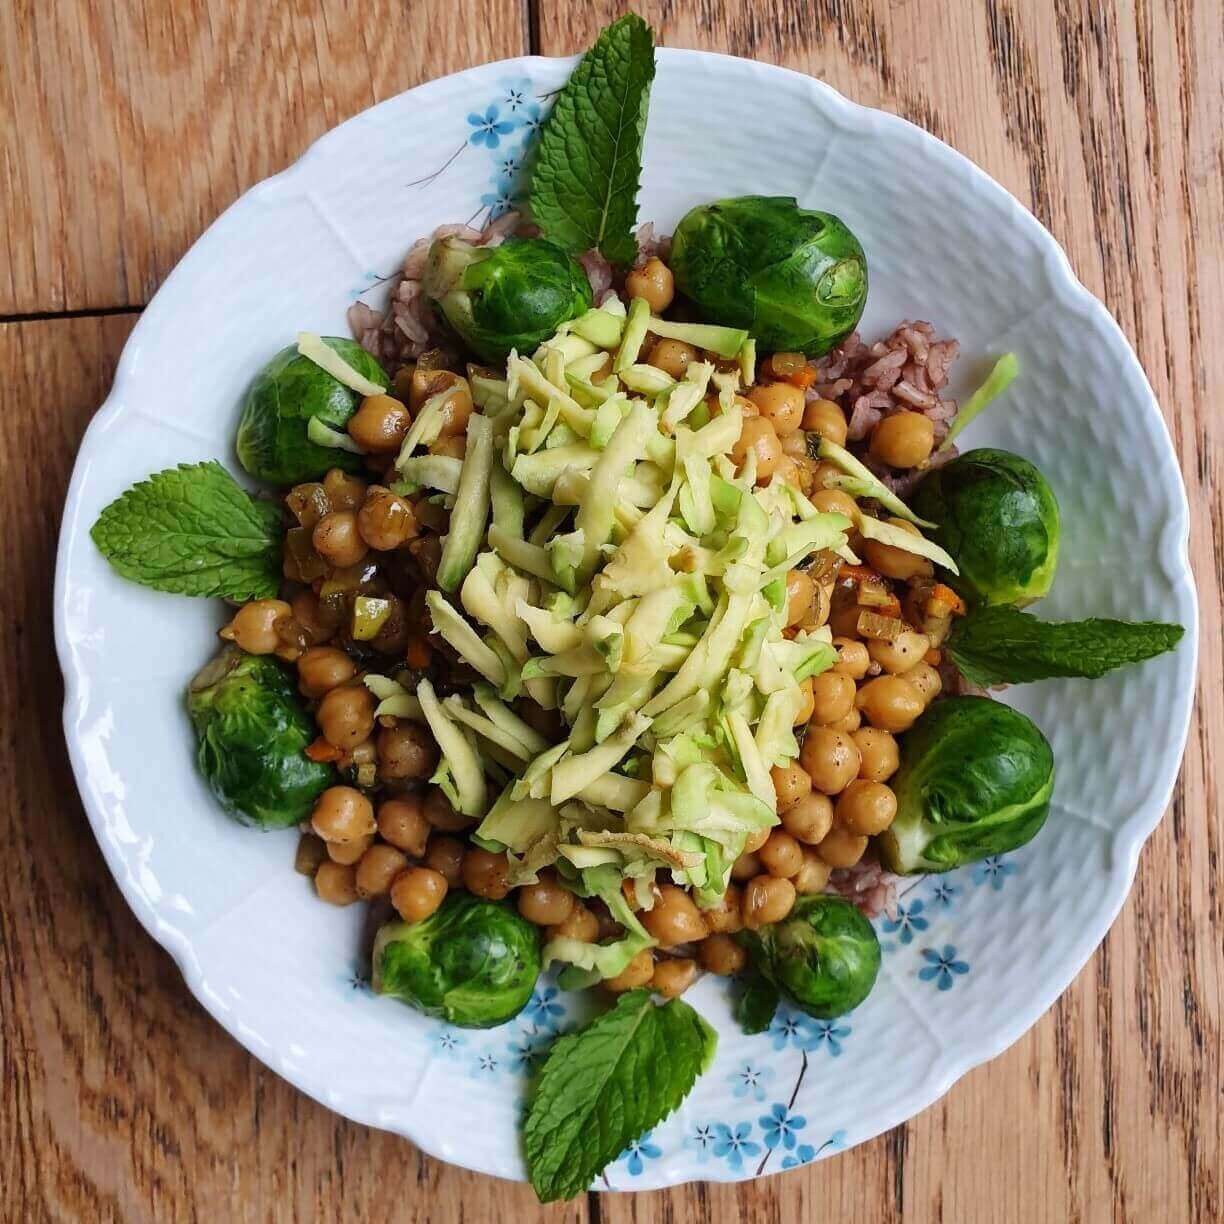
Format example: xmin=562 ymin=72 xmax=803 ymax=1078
xmin=91 ymin=462 xmax=282 ymax=599
xmin=529 ymin=15 xmax=656 ymax=265
xmin=947 ymin=605 xmax=1184 ymax=686
xmin=524 ymin=989 xmax=716 ymax=1201
xmin=938 ymin=352 xmax=1019 ymax=452
xmin=734 ymin=968 xmax=779 ymax=1034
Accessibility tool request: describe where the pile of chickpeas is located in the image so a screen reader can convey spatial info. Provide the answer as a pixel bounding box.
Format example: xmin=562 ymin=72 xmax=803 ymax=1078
xmin=218 ymin=253 xmax=961 ymax=1002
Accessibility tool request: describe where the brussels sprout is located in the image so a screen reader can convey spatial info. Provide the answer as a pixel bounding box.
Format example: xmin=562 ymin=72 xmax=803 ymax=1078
xmin=187 ymin=646 xmax=334 ymax=828
xmin=669 ymin=196 xmax=868 ymax=356
xmin=235 ymin=338 xmax=389 ymax=486
xmin=423 ymin=236 xmax=594 ymax=364
xmin=877 ymin=696 xmax=1055 ymax=874
xmin=372 ymin=893 xmax=541 ymax=1028
xmin=741 ymin=895 xmax=880 ymax=1019
xmin=911 ymin=448 xmax=1060 ymax=607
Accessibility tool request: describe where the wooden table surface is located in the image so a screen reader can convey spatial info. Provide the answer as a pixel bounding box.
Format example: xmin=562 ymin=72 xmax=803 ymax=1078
xmin=3 ymin=2 xmax=1221 ymax=1220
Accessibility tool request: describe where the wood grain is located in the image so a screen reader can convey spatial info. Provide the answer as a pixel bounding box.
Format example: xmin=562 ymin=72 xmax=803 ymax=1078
xmin=2 ymin=1 xmax=1221 ymax=1221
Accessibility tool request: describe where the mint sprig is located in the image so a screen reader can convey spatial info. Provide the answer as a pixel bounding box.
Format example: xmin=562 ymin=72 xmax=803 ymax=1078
xmin=91 ymin=462 xmax=282 ymax=600
xmin=947 ymin=605 xmax=1184 ymax=687
xmin=524 ymin=988 xmax=716 ymax=1201
xmin=734 ymin=968 xmax=779 ymax=1035
xmin=529 ymin=14 xmax=656 ymax=265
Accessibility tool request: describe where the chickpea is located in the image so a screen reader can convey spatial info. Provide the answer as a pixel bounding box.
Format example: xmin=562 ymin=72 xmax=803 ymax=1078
xmin=699 ymin=933 xmax=747 ymax=976
xmin=759 ymin=829 xmax=804 ymax=878
xmin=461 ymin=847 xmax=511 ymax=899
xmin=855 ymin=674 xmax=925 ymax=732
xmin=828 ymin=601 xmax=870 ymax=639
xmin=290 ymin=589 xmax=339 ymax=645
xmin=641 ymin=885 xmax=709 ymax=947
xmin=377 ymin=721 xmax=438 ymax=781
xmin=409 ymin=366 xmax=460 ymax=412
xmin=647 ymin=338 xmax=697 ymax=380
xmin=853 ymin=728 xmax=900 ymax=782
xmin=747 ymin=382 xmax=805 ymax=435
xmin=322 ymin=468 xmax=367 ymax=512
xmin=731 ymin=416 xmax=783 ymax=482
xmin=317 ymin=684 xmax=376 ymax=750
xmin=312 ymin=511 xmax=369 ymax=568
xmin=782 ymin=791 xmax=835 ymax=845
xmin=836 ymin=780 xmax=898 ymax=836
xmin=793 ymin=847 xmax=832 ymax=894
xmin=355 ymin=843 xmax=409 ymax=898
xmin=802 ymin=397 xmax=848 ymax=445
xmin=377 ymin=796 xmax=430 ymax=857
xmin=869 ymin=410 xmax=935 ymax=469
xmin=867 ymin=629 xmax=931 ymax=674
xmin=799 ymin=727 xmax=862 ymax=794
xmin=805 ymin=580 xmax=833 ymax=630
xmin=433 ymin=378 xmax=474 ymax=437
xmin=358 ymin=487 xmax=416 ymax=551
xmin=314 ymin=860 xmax=359 ymax=906
xmin=625 ymin=257 xmax=675 ymax=312
xmin=390 ymin=866 xmax=448 ymax=922
xmin=730 ymin=850 xmax=762 ymax=881
xmin=430 ymin=434 xmax=468 ymax=460
xmin=311 ymin=786 xmax=376 ymax=843
xmin=862 ymin=518 xmax=934 ymax=581
xmin=831 ymin=638 xmax=871 ymax=679
xmin=547 ymin=899 xmax=599 ymax=943
xmin=902 ymin=660 xmax=943 ymax=705
xmin=605 ymin=948 xmax=655 ymax=992
xmin=815 ymin=825 xmax=869 ymax=868
xmin=742 ymin=875 xmax=796 ymax=929
xmin=771 ymin=762 xmax=812 ymax=813
xmin=297 ymin=646 xmax=357 ymax=698
xmin=424 ymin=835 xmax=466 ymax=887
xmin=785 ymin=569 xmax=815 ymax=627
xmin=702 ymin=885 xmax=743 ymax=935
xmin=517 ymin=872 xmax=576 ymax=926
xmin=327 ymin=833 xmax=374 ymax=865
xmin=793 ymin=676 xmax=816 ymax=726
xmin=781 ymin=428 xmax=810 ymax=458
xmin=651 ymin=957 xmax=698 ymax=999
xmin=809 ymin=671 xmax=857 ymax=725
xmin=826 ymin=706 xmax=863 ymax=734
xmin=348 ymin=394 xmax=411 ymax=453
xmin=809 ymin=488 xmax=859 ymax=521
xmin=424 ymin=785 xmax=471 ymax=831
xmin=294 ymin=832 xmax=327 ymax=876
xmin=221 ymin=599 xmax=292 ymax=655
xmin=743 ymin=826 xmax=771 ymax=855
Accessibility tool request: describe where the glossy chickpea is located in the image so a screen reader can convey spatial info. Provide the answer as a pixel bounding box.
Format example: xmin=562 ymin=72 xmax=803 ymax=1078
xmin=730 ymin=850 xmax=762 ymax=881
xmin=743 ymin=826 xmax=771 ymax=855
xmin=759 ymin=828 xmax=804 ymax=878
xmin=625 ymin=257 xmax=675 ymax=312
xmin=852 ymin=728 xmax=900 ymax=782
xmin=605 ymin=948 xmax=655 ymax=992
xmin=423 ymin=835 xmax=466 ymax=888
xmin=314 ymin=860 xmax=359 ymax=906
xmin=831 ymin=637 xmax=871 ymax=679
xmin=802 ymin=397 xmax=849 ymax=445
xmin=809 ymin=488 xmax=860 ymax=522
xmin=793 ymin=847 xmax=832 ymax=894
xmin=317 ymin=684 xmax=376 ymax=750
xmin=781 ymin=791 xmax=835 ymax=845
xmin=733 ymin=416 xmax=784 ymax=483
xmin=855 ymin=674 xmax=925 ymax=732
xmin=809 ymin=670 xmax=857 ymax=725
xmin=461 ymin=847 xmax=511 ymax=900
xmin=376 ymin=796 xmax=430 ymax=857
xmin=547 ymin=900 xmax=599 ymax=943
xmin=651 ymin=957 xmax=698 ymax=999
xmin=869 ymin=410 xmax=935 ymax=469
xmin=424 ymin=785 xmax=471 ymax=831
xmin=326 ymin=834 xmax=374 ymax=866
xmin=436 ymin=379 xmax=475 ymax=438
xmin=221 ymin=599 xmax=293 ymax=655
xmin=867 ymin=629 xmax=931 ymax=675
xmin=322 ymin=468 xmax=367 ymax=512
xmin=862 ymin=518 xmax=934 ymax=581
xmin=793 ymin=676 xmax=816 ymax=726
xmin=781 ymin=428 xmax=810 ymax=458
xmin=815 ymin=825 xmax=869 ymax=868
xmin=902 ymin=660 xmax=942 ymax=705
xmin=647 ymin=338 xmax=697 ymax=380
xmin=311 ymin=785 xmax=375 ymax=843
xmin=390 ymin=866 xmax=448 ymax=923
xmin=747 ymin=382 xmax=805 ymax=435
xmin=357 ymin=487 xmax=416 ymax=551
xmin=354 ymin=843 xmax=409 ymax=898
xmin=409 ymin=366 xmax=458 ymax=411
xmin=826 ymin=706 xmax=862 ymax=734
xmin=430 ymin=434 xmax=468 ymax=460
xmin=703 ymin=885 xmax=744 ymax=935
xmin=348 ymin=394 xmax=411 ymax=453
xmin=771 ymin=763 xmax=813 ymax=813
xmin=699 ymin=933 xmax=747 ymax=975
xmin=297 ymin=646 xmax=357 ymax=698
xmin=785 ymin=569 xmax=815 ymax=627
xmin=742 ymin=875 xmax=796 ymax=929
xmin=836 ymin=780 xmax=898 ymax=836
xmin=312 ymin=511 xmax=368 ymax=568
xmin=799 ymin=727 xmax=862 ymax=795
xmin=641 ymin=885 xmax=709 ymax=947
xmin=377 ymin=720 xmax=438 ymax=781
xmin=517 ymin=872 xmax=576 ymax=926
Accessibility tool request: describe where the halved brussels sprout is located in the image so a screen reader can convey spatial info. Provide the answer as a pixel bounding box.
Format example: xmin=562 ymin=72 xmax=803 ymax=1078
xmin=877 ymin=696 xmax=1055 ymax=874
xmin=372 ymin=893 xmax=541 ymax=1028
xmin=911 ymin=448 xmax=1060 ymax=607
xmin=187 ymin=646 xmax=334 ymax=828
xmin=423 ymin=236 xmax=593 ymax=364
xmin=740 ymin=895 xmax=880 ymax=1019
xmin=669 ymin=196 xmax=867 ymax=356
xmin=235 ymin=338 xmax=388 ymax=486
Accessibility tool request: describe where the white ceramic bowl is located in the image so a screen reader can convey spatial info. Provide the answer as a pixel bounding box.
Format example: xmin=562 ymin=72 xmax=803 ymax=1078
xmin=55 ymin=50 xmax=1197 ymax=1191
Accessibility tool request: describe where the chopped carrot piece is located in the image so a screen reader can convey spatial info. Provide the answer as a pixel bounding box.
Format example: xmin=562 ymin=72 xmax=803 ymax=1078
xmin=787 ymin=366 xmax=818 ymax=390
xmin=876 ymin=594 xmax=902 ymax=619
xmin=924 ymin=647 xmax=943 ymax=666
xmin=929 ymin=583 xmax=967 ymax=616
xmin=305 ymin=737 xmax=341 ymax=763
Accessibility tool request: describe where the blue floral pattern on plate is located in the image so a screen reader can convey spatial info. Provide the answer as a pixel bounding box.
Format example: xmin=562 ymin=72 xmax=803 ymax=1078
xmin=919 ymin=945 xmax=971 ymax=990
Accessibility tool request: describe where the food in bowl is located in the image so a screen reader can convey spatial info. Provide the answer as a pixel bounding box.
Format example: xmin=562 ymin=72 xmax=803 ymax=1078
xmin=87 ymin=16 xmax=1183 ymax=1201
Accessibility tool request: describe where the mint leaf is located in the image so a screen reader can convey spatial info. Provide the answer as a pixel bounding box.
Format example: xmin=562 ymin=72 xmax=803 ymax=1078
xmin=734 ymin=968 xmax=779 ymax=1035
xmin=524 ymin=988 xmax=716 ymax=1201
xmin=91 ymin=462 xmax=282 ymax=599
xmin=529 ymin=15 xmax=655 ymax=265
xmin=947 ymin=605 xmax=1184 ymax=686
